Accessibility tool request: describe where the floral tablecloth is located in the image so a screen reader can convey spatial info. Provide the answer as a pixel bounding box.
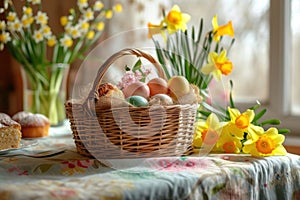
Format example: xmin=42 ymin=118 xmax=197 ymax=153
xmin=0 ymin=123 xmax=300 ymax=200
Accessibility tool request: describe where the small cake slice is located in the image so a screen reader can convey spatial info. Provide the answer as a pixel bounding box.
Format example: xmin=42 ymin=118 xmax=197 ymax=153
xmin=0 ymin=117 xmax=22 ymax=150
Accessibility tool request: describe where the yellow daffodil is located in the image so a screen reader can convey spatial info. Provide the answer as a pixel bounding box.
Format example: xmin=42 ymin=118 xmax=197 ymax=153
xmin=0 ymin=32 xmax=11 ymax=43
xmin=0 ymin=21 xmax=6 ymax=31
xmin=94 ymin=1 xmax=104 ymax=11
xmin=33 ymin=30 xmax=44 ymax=43
xmin=243 ymin=127 xmax=287 ymax=157
xmin=105 ymin=10 xmax=113 ymax=19
xmin=201 ymin=50 xmax=233 ymax=80
xmin=226 ymin=107 xmax=264 ymax=139
xmin=7 ymin=12 xmax=16 ymax=22
xmin=23 ymin=6 xmax=32 ymax=16
xmin=113 ymin=3 xmax=123 ymax=13
xmin=47 ymin=36 xmax=57 ymax=47
xmin=147 ymin=22 xmax=164 ymax=38
xmin=60 ymin=35 xmax=73 ymax=48
xmin=215 ymin=124 xmax=243 ymax=153
xmin=78 ymin=0 xmax=88 ymax=8
xmin=212 ymin=15 xmax=234 ymax=42
xmin=84 ymin=8 xmax=94 ymax=21
xmin=193 ymin=113 xmax=221 ymax=152
xmin=86 ymin=30 xmax=95 ymax=40
xmin=96 ymin=22 xmax=104 ymax=31
xmin=35 ymin=11 xmax=48 ymax=25
xmin=60 ymin=16 xmax=68 ymax=27
xmin=163 ymin=5 xmax=190 ymax=34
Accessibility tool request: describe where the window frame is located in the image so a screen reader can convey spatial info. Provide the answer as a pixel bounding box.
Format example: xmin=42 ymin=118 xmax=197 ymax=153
xmin=236 ymin=0 xmax=300 ymax=135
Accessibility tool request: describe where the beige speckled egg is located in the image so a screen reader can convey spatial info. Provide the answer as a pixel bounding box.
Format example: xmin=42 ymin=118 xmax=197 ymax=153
xmin=149 ymin=94 xmax=173 ymax=106
xmin=167 ymin=76 xmax=190 ymax=100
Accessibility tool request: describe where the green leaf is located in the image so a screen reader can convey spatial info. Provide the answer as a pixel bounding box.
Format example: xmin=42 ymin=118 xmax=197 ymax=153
xmin=252 ymin=108 xmax=267 ymax=123
xmin=229 ymin=80 xmax=235 ymax=108
xmin=198 ymin=110 xmax=211 ymax=118
xmin=278 ymin=129 xmax=291 ymax=134
xmin=132 ymin=59 xmax=142 ymax=72
xmin=249 ymin=101 xmax=261 ymax=110
xmin=261 ymin=119 xmax=281 ymax=126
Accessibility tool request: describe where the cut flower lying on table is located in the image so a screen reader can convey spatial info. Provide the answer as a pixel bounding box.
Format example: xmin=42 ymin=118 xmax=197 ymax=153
xmin=148 ymin=4 xmax=289 ymax=157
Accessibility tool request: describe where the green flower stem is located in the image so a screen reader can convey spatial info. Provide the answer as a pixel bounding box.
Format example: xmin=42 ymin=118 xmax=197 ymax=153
xmin=23 ymin=64 xmax=68 ymax=126
xmin=48 ymin=66 xmax=66 ymax=124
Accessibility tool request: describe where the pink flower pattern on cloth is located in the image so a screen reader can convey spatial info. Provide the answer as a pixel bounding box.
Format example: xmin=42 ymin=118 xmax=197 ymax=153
xmin=146 ymin=157 xmax=215 ymax=172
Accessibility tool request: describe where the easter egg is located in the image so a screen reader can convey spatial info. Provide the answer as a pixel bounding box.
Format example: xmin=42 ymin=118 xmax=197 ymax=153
xmin=147 ymin=77 xmax=168 ymax=97
xmin=123 ymin=81 xmax=150 ymax=99
xmin=127 ymin=95 xmax=149 ymax=107
xmin=167 ymin=76 xmax=190 ymax=99
xmin=149 ymin=94 xmax=173 ymax=106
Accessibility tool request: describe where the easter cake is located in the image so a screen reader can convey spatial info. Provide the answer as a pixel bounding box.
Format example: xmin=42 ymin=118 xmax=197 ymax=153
xmin=0 ymin=114 xmax=22 ymax=150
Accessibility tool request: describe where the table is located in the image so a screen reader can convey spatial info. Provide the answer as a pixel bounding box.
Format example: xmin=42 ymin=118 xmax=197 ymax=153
xmin=0 ymin=122 xmax=300 ymax=200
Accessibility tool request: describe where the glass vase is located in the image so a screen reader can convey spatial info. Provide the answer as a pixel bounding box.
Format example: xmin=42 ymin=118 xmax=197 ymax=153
xmin=21 ymin=63 xmax=69 ymax=126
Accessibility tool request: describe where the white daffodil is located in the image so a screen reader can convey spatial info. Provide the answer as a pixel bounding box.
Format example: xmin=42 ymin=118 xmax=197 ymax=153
xmin=0 ymin=21 xmax=6 ymax=31
xmin=41 ymin=25 xmax=52 ymax=38
xmin=83 ymin=8 xmax=94 ymax=21
xmin=0 ymin=32 xmax=11 ymax=43
xmin=64 ymin=24 xmax=72 ymax=35
xmin=23 ymin=6 xmax=33 ymax=16
xmin=60 ymin=35 xmax=73 ymax=48
xmin=33 ymin=30 xmax=44 ymax=43
xmin=21 ymin=15 xmax=34 ymax=28
xmin=47 ymin=35 xmax=57 ymax=47
xmin=78 ymin=20 xmax=89 ymax=34
xmin=7 ymin=12 xmax=17 ymax=22
xmin=78 ymin=0 xmax=88 ymax=9
xmin=27 ymin=0 xmax=41 ymax=5
xmin=94 ymin=1 xmax=104 ymax=11
xmin=69 ymin=26 xmax=81 ymax=39
xmin=35 ymin=11 xmax=48 ymax=25
xmin=7 ymin=20 xmax=23 ymax=32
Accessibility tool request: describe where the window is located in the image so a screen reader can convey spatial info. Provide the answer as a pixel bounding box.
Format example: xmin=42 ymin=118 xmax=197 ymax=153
xmin=174 ymin=0 xmax=300 ymax=134
xmin=291 ymin=0 xmax=300 ymax=115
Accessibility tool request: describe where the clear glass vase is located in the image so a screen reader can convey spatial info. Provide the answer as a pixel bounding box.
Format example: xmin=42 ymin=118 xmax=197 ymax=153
xmin=21 ymin=63 xmax=69 ymax=126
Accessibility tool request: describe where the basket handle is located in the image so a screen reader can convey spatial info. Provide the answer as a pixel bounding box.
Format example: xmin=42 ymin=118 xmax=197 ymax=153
xmin=84 ymin=48 xmax=167 ymax=108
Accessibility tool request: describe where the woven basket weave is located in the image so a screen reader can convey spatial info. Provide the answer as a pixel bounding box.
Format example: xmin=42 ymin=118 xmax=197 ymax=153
xmin=65 ymin=48 xmax=198 ymax=158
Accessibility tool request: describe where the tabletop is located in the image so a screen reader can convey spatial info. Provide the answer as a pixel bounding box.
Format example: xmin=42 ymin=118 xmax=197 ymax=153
xmin=0 ymin=122 xmax=300 ymax=200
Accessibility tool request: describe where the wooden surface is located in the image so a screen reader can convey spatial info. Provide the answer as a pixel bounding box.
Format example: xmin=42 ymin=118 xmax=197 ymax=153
xmin=285 ymin=145 xmax=300 ymax=155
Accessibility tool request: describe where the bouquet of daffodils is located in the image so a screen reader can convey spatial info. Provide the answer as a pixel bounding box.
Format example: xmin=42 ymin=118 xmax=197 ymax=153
xmin=148 ymin=5 xmax=289 ymax=157
xmin=0 ymin=0 xmax=122 ymax=125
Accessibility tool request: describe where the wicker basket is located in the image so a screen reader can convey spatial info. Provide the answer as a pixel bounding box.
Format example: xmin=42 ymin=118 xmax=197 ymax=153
xmin=65 ymin=48 xmax=198 ymax=159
